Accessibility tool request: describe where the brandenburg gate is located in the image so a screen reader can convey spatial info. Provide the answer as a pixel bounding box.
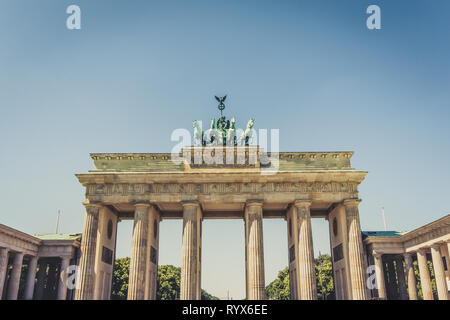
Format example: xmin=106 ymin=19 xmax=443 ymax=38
xmin=74 ymin=146 xmax=369 ymax=300
xmin=74 ymin=98 xmax=369 ymax=300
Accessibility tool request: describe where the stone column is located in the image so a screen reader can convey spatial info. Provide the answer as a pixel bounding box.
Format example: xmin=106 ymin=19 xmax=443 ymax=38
xmin=344 ymin=199 xmax=368 ymax=300
xmin=0 ymin=248 xmax=9 ymax=300
xmin=75 ymin=203 xmax=100 ymax=300
xmin=430 ymin=244 xmax=449 ymax=300
xmin=403 ymin=253 xmax=418 ymax=300
xmin=373 ymin=253 xmax=386 ymax=299
xmin=145 ymin=206 xmax=160 ymax=300
xmin=394 ymin=256 xmax=408 ymax=300
xmin=24 ymin=256 xmax=38 ymax=300
xmin=245 ymin=200 xmax=265 ymax=300
xmin=128 ymin=203 xmax=150 ymax=300
xmin=180 ymin=201 xmax=202 ymax=300
xmin=197 ymin=216 xmax=203 ymax=300
xmin=294 ymin=200 xmax=317 ymax=300
xmin=7 ymin=252 xmax=24 ymax=300
xmin=196 ymin=218 xmax=202 ymax=301
xmin=442 ymin=242 xmax=450 ymax=293
xmin=57 ymin=256 xmax=71 ymax=300
xmin=417 ymin=248 xmax=433 ymax=300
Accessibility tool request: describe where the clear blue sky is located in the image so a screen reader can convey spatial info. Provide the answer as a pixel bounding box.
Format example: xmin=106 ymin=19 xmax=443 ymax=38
xmin=1 ymin=0 xmax=449 ymax=299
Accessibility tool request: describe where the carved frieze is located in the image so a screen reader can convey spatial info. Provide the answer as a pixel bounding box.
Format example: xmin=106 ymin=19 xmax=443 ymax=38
xmin=86 ymin=181 xmax=358 ymax=196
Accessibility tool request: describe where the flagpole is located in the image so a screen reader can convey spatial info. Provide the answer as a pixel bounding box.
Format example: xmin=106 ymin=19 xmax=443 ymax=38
xmin=56 ymin=209 xmax=61 ymax=234
xmin=381 ymin=207 xmax=387 ymax=231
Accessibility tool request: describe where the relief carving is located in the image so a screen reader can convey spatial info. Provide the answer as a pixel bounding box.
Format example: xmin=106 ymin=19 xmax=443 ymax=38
xmin=86 ymin=181 xmax=359 ymax=196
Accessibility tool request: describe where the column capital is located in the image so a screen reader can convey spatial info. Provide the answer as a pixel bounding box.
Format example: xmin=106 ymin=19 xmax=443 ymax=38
xmin=82 ymin=201 xmax=103 ymax=211
xmin=14 ymin=252 xmax=25 ymax=259
xmin=246 ymin=199 xmax=264 ymax=207
xmin=0 ymin=247 xmax=9 ymax=254
xmin=293 ymin=199 xmax=312 ymax=208
xmin=134 ymin=202 xmax=152 ymax=208
xmin=82 ymin=200 xmax=103 ymax=207
xmin=417 ymin=247 xmax=428 ymax=254
xmin=181 ymin=200 xmax=200 ymax=207
xmin=403 ymin=252 xmax=413 ymax=259
xmin=373 ymin=252 xmax=383 ymax=259
xmin=343 ymin=198 xmax=362 ymax=207
xmin=430 ymin=243 xmax=443 ymax=250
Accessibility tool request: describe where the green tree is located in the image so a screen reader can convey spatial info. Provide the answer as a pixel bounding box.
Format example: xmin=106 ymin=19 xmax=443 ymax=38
xmin=156 ymin=265 xmax=219 ymax=300
xmin=201 ymin=289 xmax=220 ymax=300
xmin=265 ymin=254 xmax=335 ymax=300
xmin=111 ymin=258 xmax=218 ymax=300
xmin=265 ymin=267 xmax=290 ymax=300
xmin=111 ymin=257 xmax=130 ymax=300
xmin=315 ymin=254 xmax=335 ymax=300
xmin=157 ymin=265 xmax=181 ymax=300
